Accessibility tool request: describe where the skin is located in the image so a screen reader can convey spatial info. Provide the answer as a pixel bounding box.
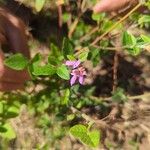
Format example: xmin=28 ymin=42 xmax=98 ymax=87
xmin=93 ymin=0 xmax=138 ymax=13
xmin=0 ymin=6 xmax=30 ymax=57
xmin=0 ymin=6 xmax=30 ymax=91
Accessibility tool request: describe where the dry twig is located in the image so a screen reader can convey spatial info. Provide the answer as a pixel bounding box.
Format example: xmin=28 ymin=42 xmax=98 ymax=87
xmin=91 ymin=3 xmax=142 ymax=46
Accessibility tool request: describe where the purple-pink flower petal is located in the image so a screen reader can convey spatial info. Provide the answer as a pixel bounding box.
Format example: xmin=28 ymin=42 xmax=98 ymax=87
xmin=70 ymin=75 xmax=77 ymax=86
xmin=82 ymin=71 xmax=86 ymax=76
xmin=79 ymin=76 xmax=84 ymax=85
xmin=73 ymin=60 xmax=80 ymax=68
xmin=65 ymin=61 xmax=75 ymax=66
xmin=66 ymin=60 xmax=86 ymax=86
xmin=71 ymin=69 xmax=77 ymax=75
xmin=65 ymin=60 xmax=80 ymax=69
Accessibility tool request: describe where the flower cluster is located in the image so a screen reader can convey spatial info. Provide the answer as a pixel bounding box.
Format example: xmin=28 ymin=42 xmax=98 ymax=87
xmin=65 ymin=60 xmax=86 ymax=86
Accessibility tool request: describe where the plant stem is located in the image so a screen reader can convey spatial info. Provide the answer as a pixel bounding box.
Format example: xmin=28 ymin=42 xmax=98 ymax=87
xmin=71 ymin=106 xmax=107 ymax=127
xmin=89 ymin=92 xmax=150 ymax=103
xmin=91 ymin=3 xmax=142 ymax=46
xmin=128 ymin=93 xmax=150 ymax=100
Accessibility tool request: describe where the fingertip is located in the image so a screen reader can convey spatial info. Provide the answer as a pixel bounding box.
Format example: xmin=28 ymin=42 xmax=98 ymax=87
xmin=93 ymin=5 xmax=102 ymax=13
xmin=93 ymin=0 xmax=111 ymax=13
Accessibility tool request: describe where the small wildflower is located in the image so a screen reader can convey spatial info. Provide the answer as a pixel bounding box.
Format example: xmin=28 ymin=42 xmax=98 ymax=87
xmin=65 ymin=60 xmax=86 ymax=86
xmin=65 ymin=60 xmax=80 ymax=69
xmin=70 ymin=67 xmax=86 ymax=86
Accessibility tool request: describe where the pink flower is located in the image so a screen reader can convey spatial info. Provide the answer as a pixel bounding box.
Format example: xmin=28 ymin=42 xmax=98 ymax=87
xmin=70 ymin=67 xmax=86 ymax=86
xmin=65 ymin=60 xmax=86 ymax=86
xmin=65 ymin=60 xmax=80 ymax=69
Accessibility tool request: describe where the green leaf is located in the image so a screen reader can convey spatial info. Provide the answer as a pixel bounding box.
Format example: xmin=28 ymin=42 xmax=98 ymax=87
xmin=58 ymin=55 xmax=64 ymax=62
xmin=37 ymin=114 xmax=51 ymax=127
xmin=140 ymin=35 xmax=150 ymax=43
xmin=88 ymin=130 xmax=100 ymax=147
xmin=70 ymin=124 xmax=87 ymax=137
xmin=0 ymin=126 xmax=7 ymax=133
xmin=32 ymin=64 xmax=56 ymax=76
xmin=122 ymin=31 xmax=141 ymax=56
xmin=131 ymin=47 xmax=141 ymax=56
xmin=112 ymin=88 xmax=127 ymax=103
xmin=67 ymin=55 xmax=76 ymax=61
xmin=70 ymin=124 xmax=100 ymax=148
xmin=62 ymin=13 xmax=71 ymax=23
xmin=138 ymin=15 xmax=150 ymax=26
xmin=5 ymin=106 xmax=20 ymax=118
xmin=32 ymin=53 xmax=42 ymax=64
xmin=101 ymin=20 xmax=113 ymax=32
xmin=122 ymin=31 xmax=136 ymax=47
xmin=4 ymin=53 xmax=28 ymax=70
xmin=144 ymin=1 xmax=150 ymax=9
xmin=48 ymin=55 xmax=60 ymax=65
xmin=67 ymin=114 xmax=75 ymax=121
xmin=100 ymin=40 xmax=109 ymax=47
xmin=89 ymin=47 xmax=99 ymax=59
xmin=30 ymin=53 xmax=56 ymax=76
xmin=36 ymin=99 xmax=50 ymax=112
xmin=62 ymin=38 xmax=73 ymax=58
xmin=0 ymin=102 xmax=4 ymax=114
xmin=0 ymin=123 xmax=16 ymax=140
xmin=28 ymin=53 xmax=41 ymax=77
xmin=56 ymin=65 xmax=70 ymax=80
xmin=88 ymin=46 xmax=100 ymax=66
xmin=35 ymin=0 xmax=46 ymax=12
xmin=50 ymin=43 xmax=61 ymax=57
xmin=61 ymin=88 xmax=70 ymax=105
xmin=92 ymin=13 xmax=105 ymax=21
xmin=78 ymin=51 xmax=89 ymax=62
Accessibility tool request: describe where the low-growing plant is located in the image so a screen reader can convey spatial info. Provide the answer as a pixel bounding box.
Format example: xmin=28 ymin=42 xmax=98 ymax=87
xmin=0 ymin=0 xmax=150 ymax=149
